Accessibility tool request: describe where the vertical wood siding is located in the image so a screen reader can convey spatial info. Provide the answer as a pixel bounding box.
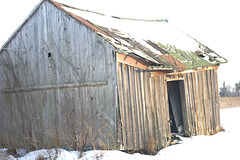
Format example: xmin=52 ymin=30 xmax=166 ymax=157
xmin=117 ymin=65 xmax=221 ymax=150
xmin=117 ymin=63 xmax=171 ymax=150
xmin=0 ymin=1 xmax=117 ymax=149
xmin=183 ymin=69 xmax=221 ymax=136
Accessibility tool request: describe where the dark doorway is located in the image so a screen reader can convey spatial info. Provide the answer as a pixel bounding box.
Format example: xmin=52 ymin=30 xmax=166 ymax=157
xmin=167 ymin=80 xmax=185 ymax=135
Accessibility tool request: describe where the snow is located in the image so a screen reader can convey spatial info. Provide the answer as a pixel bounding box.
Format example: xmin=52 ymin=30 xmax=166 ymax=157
xmin=59 ymin=4 xmax=227 ymax=66
xmin=18 ymin=149 xmax=79 ymax=160
xmin=62 ymin=6 xmax=200 ymax=53
xmin=1 ymin=107 xmax=240 ymax=160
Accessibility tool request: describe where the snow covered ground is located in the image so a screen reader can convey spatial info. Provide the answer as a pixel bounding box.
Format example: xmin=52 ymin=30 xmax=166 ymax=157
xmin=1 ymin=107 xmax=240 ymax=160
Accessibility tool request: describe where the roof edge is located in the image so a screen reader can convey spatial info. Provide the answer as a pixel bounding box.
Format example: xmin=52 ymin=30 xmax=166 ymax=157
xmin=49 ymin=0 xmax=108 ymax=36
xmin=51 ymin=0 xmax=168 ymax=23
xmin=183 ymin=31 xmax=228 ymax=65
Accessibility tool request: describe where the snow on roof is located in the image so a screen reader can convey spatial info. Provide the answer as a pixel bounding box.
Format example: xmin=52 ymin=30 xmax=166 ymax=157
xmin=0 ymin=0 xmax=227 ymax=71
xmin=52 ymin=0 xmax=227 ymax=70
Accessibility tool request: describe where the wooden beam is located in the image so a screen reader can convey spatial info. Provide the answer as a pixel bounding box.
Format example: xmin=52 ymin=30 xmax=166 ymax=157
xmin=1 ymin=82 xmax=107 ymax=93
xmin=166 ymin=78 xmax=184 ymax=82
xmin=197 ymin=65 xmax=219 ymax=71
xmin=117 ymin=52 xmax=150 ymax=70
xmin=165 ymin=73 xmax=184 ymax=81
xmin=151 ymin=70 xmax=173 ymax=76
xmin=150 ymin=65 xmax=219 ymax=77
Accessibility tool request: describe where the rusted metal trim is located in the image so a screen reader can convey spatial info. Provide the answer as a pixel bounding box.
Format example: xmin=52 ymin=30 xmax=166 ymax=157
xmin=2 ymin=82 xmax=107 ymax=93
xmin=160 ymin=54 xmax=188 ymax=71
xmin=50 ymin=0 xmax=108 ymax=37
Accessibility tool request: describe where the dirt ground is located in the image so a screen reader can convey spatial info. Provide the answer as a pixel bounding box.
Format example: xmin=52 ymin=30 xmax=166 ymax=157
xmin=219 ymin=97 xmax=240 ymax=109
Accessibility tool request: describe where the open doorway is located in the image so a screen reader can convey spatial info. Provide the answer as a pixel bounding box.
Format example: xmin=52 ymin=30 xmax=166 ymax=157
xmin=167 ymin=80 xmax=185 ymax=135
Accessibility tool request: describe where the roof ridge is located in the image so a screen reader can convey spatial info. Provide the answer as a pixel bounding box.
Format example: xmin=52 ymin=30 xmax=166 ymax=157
xmin=51 ymin=0 xmax=105 ymax=16
xmin=111 ymin=16 xmax=168 ymax=23
xmin=51 ymin=0 xmax=168 ymax=23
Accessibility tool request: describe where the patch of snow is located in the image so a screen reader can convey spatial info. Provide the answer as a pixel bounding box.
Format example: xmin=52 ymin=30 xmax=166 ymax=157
xmin=0 ymin=148 xmax=16 ymax=160
xmin=220 ymin=107 xmax=240 ymax=133
xmin=16 ymin=149 xmax=27 ymax=157
xmin=2 ymin=107 xmax=240 ymax=160
xmin=80 ymin=150 xmax=159 ymax=160
xmin=0 ymin=148 xmax=8 ymax=152
xmin=18 ymin=148 xmax=79 ymax=160
xmin=62 ymin=6 xmax=200 ymax=53
xmin=156 ymin=107 xmax=240 ymax=160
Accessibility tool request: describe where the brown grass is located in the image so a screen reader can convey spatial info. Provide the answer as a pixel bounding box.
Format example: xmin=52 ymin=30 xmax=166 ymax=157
xmin=146 ymin=138 xmax=157 ymax=155
xmin=220 ymin=97 xmax=240 ymax=109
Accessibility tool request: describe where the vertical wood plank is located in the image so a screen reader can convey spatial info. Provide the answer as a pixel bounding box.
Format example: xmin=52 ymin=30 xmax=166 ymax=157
xmin=137 ymin=69 xmax=145 ymax=148
xmin=128 ymin=66 xmax=137 ymax=149
xmin=183 ymin=73 xmax=192 ymax=136
xmin=134 ymin=68 xmax=143 ymax=148
xmin=204 ymin=70 xmax=210 ymax=134
xmin=117 ymin=63 xmax=126 ymax=148
xmin=211 ymin=70 xmax=216 ymax=131
xmin=162 ymin=75 xmax=170 ymax=147
xmin=152 ymin=77 xmax=161 ymax=148
xmin=207 ymin=70 xmax=213 ymax=133
xmin=179 ymin=80 xmax=190 ymax=136
xmin=199 ymin=71 xmax=207 ymax=134
xmin=145 ymin=72 xmax=153 ymax=140
xmin=159 ymin=76 xmax=166 ymax=148
xmin=123 ymin=64 xmax=133 ymax=149
xmin=192 ymin=72 xmax=201 ymax=134
xmin=188 ymin=73 xmax=193 ymax=134
xmin=140 ymin=71 xmax=148 ymax=147
xmin=214 ymin=69 xmax=220 ymax=129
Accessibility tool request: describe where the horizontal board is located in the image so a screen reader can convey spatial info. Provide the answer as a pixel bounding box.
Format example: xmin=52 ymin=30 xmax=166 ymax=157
xmin=2 ymin=82 xmax=107 ymax=93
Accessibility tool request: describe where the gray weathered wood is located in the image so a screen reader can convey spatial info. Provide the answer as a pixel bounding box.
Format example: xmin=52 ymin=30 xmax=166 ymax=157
xmin=0 ymin=0 xmax=117 ymax=149
xmin=1 ymin=82 xmax=108 ymax=93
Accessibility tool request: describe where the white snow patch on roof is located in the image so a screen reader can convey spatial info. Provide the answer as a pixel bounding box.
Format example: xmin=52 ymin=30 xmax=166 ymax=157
xmin=62 ymin=6 xmax=199 ymax=53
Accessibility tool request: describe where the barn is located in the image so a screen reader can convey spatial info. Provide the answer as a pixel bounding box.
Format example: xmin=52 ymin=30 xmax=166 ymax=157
xmin=0 ymin=0 xmax=227 ymax=151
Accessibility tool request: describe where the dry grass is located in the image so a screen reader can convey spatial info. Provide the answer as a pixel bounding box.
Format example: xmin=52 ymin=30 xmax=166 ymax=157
xmin=219 ymin=97 xmax=240 ymax=109
xmin=146 ymin=138 xmax=157 ymax=155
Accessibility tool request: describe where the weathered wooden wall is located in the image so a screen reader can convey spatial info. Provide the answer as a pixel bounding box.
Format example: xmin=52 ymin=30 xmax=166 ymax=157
xmin=0 ymin=0 xmax=221 ymax=151
xmin=117 ymin=64 xmax=221 ymax=150
xmin=117 ymin=63 xmax=171 ymax=150
xmin=0 ymin=0 xmax=117 ymax=150
xmin=182 ymin=69 xmax=221 ymax=136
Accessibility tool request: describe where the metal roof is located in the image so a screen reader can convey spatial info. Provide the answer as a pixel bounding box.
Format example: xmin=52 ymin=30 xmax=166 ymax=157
xmin=50 ymin=0 xmax=227 ymax=70
xmin=0 ymin=0 xmax=227 ymax=71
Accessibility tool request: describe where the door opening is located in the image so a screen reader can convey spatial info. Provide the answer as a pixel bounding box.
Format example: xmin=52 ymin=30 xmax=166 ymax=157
xmin=167 ymin=80 xmax=185 ymax=135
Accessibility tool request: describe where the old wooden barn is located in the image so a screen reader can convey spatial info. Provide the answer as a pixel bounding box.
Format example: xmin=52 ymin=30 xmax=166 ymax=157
xmin=0 ymin=0 xmax=227 ymax=151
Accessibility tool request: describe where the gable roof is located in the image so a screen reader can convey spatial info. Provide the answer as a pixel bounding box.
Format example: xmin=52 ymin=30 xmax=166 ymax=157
xmin=0 ymin=0 xmax=227 ymax=71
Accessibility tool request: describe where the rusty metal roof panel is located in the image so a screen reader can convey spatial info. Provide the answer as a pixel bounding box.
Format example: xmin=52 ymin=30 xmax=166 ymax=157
xmin=160 ymin=54 xmax=188 ymax=72
xmin=51 ymin=1 xmax=227 ymax=70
